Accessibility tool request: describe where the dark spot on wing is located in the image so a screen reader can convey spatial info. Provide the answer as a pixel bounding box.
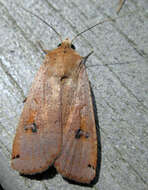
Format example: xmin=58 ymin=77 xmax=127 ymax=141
xmin=12 ymin=154 xmax=20 ymax=159
xmin=75 ymin=129 xmax=83 ymax=139
xmin=88 ymin=164 xmax=95 ymax=170
xmin=75 ymin=129 xmax=90 ymax=139
xmin=24 ymin=122 xmax=37 ymax=133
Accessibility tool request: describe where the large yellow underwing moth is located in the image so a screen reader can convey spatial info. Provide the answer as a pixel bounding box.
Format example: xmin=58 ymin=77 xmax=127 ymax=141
xmin=11 ymin=9 xmax=100 ymax=184
xmin=11 ymin=4 xmax=129 ymax=184
xmin=11 ymin=36 xmax=97 ymax=184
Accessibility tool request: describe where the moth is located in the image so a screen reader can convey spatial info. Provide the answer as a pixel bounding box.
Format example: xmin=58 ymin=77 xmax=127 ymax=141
xmin=11 ymin=9 xmax=99 ymax=184
xmin=11 ymin=3 xmax=126 ymax=183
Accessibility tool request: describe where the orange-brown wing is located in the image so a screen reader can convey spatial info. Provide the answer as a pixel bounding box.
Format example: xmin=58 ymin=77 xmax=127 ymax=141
xmin=11 ymin=62 xmax=62 ymax=174
xmin=54 ymin=64 xmax=97 ymax=184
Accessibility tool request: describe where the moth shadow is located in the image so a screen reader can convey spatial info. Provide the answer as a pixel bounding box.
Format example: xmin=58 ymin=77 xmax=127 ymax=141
xmin=21 ymin=166 xmax=57 ymax=180
xmin=91 ymin=87 xmax=102 ymax=185
xmin=63 ymin=86 xmax=102 ymax=187
xmin=0 ymin=184 xmax=4 ymax=190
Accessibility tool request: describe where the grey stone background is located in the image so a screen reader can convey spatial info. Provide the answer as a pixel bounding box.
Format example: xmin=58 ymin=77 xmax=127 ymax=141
xmin=0 ymin=0 xmax=148 ymax=190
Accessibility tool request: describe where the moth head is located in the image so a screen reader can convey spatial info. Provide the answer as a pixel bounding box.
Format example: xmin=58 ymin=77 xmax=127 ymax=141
xmin=57 ymin=38 xmax=76 ymax=50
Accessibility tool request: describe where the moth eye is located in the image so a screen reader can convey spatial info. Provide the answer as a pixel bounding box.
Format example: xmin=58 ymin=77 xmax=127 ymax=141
xmin=58 ymin=43 xmax=61 ymax=47
xmin=71 ymin=44 xmax=76 ymax=49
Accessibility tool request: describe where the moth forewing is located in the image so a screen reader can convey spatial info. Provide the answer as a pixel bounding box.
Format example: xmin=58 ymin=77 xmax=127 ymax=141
xmin=54 ymin=52 xmax=97 ymax=184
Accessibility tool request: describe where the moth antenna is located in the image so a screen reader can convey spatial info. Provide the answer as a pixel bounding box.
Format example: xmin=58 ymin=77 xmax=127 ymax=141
xmin=71 ymin=10 xmax=136 ymax=43
xmin=21 ymin=7 xmax=62 ymax=42
xmin=71 ymin=18 xmax=114 ymax=43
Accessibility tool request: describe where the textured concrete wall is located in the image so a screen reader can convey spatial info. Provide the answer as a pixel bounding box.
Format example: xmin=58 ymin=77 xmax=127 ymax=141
xmin=0 ymin=0 xmax=148 ymax=190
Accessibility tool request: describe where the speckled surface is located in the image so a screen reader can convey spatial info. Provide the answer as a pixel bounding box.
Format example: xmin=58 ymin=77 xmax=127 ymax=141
xmin=0 ymin=0 xmax=148 ymax=189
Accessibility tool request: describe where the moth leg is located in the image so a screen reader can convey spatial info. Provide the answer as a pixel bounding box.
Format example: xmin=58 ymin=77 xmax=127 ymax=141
xmin=37 ymin=41 xmax=50 ymax=54
xmin=117 ymin=0 xmax=126 ymax=14
xmin=82 ymin=50 xmax=94 ymax=65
